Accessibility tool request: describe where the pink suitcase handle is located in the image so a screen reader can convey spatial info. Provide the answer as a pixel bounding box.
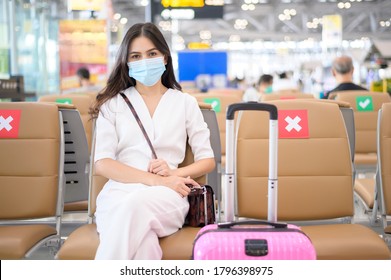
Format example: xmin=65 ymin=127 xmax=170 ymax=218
xmin=218 ymin=220 xmax=287 ymax=229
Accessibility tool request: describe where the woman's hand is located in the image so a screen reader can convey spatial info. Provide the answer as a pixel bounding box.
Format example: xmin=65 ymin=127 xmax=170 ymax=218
xmin=148 ymin=159 xmax=173 ymax=176
xmin=159 ymin=176 xmax=199 ymax=197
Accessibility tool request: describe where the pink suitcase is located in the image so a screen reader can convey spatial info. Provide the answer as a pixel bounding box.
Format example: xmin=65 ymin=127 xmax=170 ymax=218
xmin=192 ymin=102 xmax=316 ymax=260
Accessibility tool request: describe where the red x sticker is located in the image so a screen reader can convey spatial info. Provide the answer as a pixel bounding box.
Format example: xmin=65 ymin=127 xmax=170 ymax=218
xmin=280 ymin=96 xmax=296 ymax=100
xmin=0 ymin=110 xmax=21 ymax=138
xmin=278 ymin=109 xmax=309 ymax=138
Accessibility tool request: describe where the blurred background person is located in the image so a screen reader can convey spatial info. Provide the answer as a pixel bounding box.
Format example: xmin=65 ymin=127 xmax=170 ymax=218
xmin=76 ymin=67 xmax=94 ymax=88
xmin=272 ymin=71 xmax=299 ymax=91
xmin=258 ymin=74 xmax=274 ymax=95
xmin=63 ymin=67 xmax=102 ymax=94
xmin=324 ymin=55 xmax=367 ymax=99
xmin=242 ymin=74 xmax=274 ymax=102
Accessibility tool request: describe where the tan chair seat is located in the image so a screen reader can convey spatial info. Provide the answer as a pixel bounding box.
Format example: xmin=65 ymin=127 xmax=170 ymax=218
xmin=354 ymin=178 xmax=376 ymax=209
xmin=160 ymin=227 xmax=201 ymax=260
xmin=385 ymin=225 xmax=391 ymax=234
xmin=56 ymin=224 xmax=99 ymax=260
xmin=0 ymin=225 xmax=56 ymax=259
xmin=56 ymin=224 xmax=200 ymax=260
xmin=354 ymin=153 xmax=377 ymax=165
xmin=64 ymin=201 xmax=88 ymax=212
xmin=301 ymin=224 xmax=390 ymax=260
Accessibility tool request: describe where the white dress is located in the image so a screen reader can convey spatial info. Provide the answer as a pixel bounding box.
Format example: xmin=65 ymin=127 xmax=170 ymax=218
xmin=94 ymin=87 xmax=214 ymax=260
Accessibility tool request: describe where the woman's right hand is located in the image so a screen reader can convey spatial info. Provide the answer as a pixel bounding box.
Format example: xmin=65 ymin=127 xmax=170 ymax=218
xmin=159 ymin=176 xmax=199 ymax=197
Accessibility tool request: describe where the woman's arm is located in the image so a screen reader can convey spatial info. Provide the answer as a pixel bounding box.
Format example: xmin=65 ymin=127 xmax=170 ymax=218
xmin=172 ymin=157 xmax=215 ymax=179
xmin=95 ymin=158 xmax=198 ymax=197
xmin=148 ymin=157 xmax=215 ymax=179
xmin=95 ymin=158 xmax=161 ymax=185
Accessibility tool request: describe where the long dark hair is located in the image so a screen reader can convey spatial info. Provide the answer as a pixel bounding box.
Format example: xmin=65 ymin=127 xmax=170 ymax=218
xmin=90 ymin=22 xmax=182 ymax=118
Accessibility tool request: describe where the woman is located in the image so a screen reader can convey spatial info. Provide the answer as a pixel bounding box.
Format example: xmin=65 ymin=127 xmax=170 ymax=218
xmin=90 ymin=22 xmax=215 ymax=260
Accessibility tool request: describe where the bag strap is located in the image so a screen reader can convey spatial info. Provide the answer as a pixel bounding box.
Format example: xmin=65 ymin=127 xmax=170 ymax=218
xmin=119 ymin=91 xmax=158 ymax=159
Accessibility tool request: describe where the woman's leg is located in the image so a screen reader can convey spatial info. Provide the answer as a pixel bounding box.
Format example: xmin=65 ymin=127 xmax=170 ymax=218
xmin=132 ymin=230 xmax=161 ymax=260
xmin=95 ymin=184 xmax=188 ymax=260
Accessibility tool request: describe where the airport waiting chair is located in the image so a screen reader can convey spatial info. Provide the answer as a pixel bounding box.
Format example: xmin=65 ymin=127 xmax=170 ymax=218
xmin=261 ymin=92 xmax=314 ymax=101
xmin=191 ymin=93 xmax=242 ymax=169
xmin=334 ymin=91 xmax=391 ymax=223
xmin=302 ymin=99 xmax=356 ymax=164
xmin=187 ymin=103 xmax=222 ymax=215
xmin=0 ymin=102 xmax=65 ymax=259
xmin=376 ymin=103 xmax=391 ymax=242
xmin=38 ymin=94 xmax=94 ymax=152
xmin=38 ymin=94 xmax=92 ymax=213
xmin=56 ymin=103 xmax=222 ymax=260
xmin=334 ymin=90 xmax=391 ymax=174
xmin=235 ymin=99 xmax=390 ymax=259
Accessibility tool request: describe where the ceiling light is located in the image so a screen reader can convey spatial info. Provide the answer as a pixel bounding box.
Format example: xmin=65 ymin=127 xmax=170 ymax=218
xmin=161 ymin=9 xmax=195 ymax=20
xmin=140 ymin=0 xmax=149 ymax=6
xmin=205 ymin=0 xmax=224 ymax=4
xmin=200 ymin=30 xmax=212 ymax=40
xmin=120 ymin=18 xmax=128 ymax=25
xmin=229 ymin=35 xmax=240 ymax=42
xmin=290 ymin=9 xmax=296 ymax=16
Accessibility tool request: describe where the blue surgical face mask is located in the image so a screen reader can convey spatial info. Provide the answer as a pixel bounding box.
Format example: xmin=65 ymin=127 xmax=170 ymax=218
xmin=127 ymin=56 xmax=166 ymax=87
xmin=264 ymin=85 xmax=273 ymax=94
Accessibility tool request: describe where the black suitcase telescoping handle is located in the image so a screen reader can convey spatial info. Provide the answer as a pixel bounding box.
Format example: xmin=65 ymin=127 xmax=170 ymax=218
xmin=224 ymin=102 xmax=279 ymax=223
xmin=226 ymin=102 xmax=278 ymax=121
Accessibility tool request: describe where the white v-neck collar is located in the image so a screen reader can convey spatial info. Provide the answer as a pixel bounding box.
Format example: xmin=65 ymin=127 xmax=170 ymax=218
xmin=131 ymin=87 xmax=170 ymax=120
xmin=125 ymin=88 xmax=171 ymax=141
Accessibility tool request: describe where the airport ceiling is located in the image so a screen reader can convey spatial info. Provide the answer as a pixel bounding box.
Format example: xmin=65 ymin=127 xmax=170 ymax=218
xmin=111 ymin=0 xmax=391 ymax=43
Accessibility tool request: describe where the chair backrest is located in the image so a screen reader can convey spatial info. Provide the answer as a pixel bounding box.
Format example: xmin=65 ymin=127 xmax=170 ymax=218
xmin=191 ymin=93 xmax=242 ymax=162
xmin=261 ymin=93 xmax=314 ymax=101
xmin=38 ymin=96 xmax=91 ymax=211
xmin=377 ymin=103 xmax=391 ymax=218
xmin=38 ymin=94 xmax=94 ymax=152
xmin=273 ymin=88 xmax=302 ymax=95
xmin=199 ymin=106 xmax=222 ymax=204
xmin=207 ymin=88 xmax=244 ymax=99
xmin=236 ymin=100 xmax=354 ymax=221
xmin=0 ymin=102 xmax=64 ymax=221
xmin=59 ymin=107 xmax=90 ymax=209
xmin=298 ymin=99 xmax=355 ymax=163
xmin=335 ymin=91 xmax=391 ymax=154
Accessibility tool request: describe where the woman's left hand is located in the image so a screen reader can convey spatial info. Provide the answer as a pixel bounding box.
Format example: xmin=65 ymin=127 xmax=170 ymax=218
xmin=148 ymin=159 xmax=172 ymax=176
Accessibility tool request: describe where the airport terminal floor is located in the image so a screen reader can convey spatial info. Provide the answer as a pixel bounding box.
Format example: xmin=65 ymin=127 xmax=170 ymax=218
xmin=1 ymin=1 xmax=391 ymax=277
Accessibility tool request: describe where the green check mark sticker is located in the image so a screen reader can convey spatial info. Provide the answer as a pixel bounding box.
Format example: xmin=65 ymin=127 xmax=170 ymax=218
xmin=356 ymin=96 xmax=373 ymax=111
xmin=55 ymin=98 xmax=73 ymax=105
xmin=203 ymin=98 xmax=221 ymax=113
